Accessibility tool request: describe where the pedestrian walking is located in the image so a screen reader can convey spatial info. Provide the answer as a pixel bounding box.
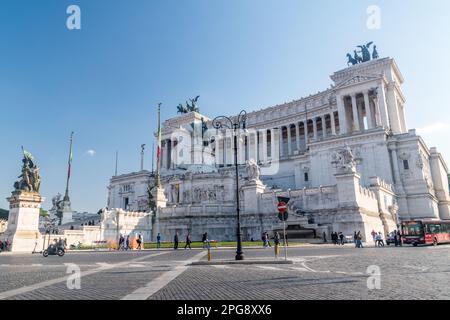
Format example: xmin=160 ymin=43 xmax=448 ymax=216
xmin=202 ymin=232 xmax=207 ymax=248
xmin=393 ymin=230 xmax=399 ymax=246
xmin=266 ymin=232 xmax=272 ymax=247
xmin=118 ymin=234 xmax=123 ymax=250
xmin=136 ymin=233 xmax=143 ymax=250
xmin=356 ymin=231 xmax=364 ymax=248
xmin=397 ymin=229 xmax=402 ymax=246
xmin=371 ymin=229 xmax=377 ymax=242
xmin=174 ymin=232 xmax=179 ymax=250
xmin=125 ymin=235 xmax=130 ymax=251
xmin=262 ymin=232 xmax=267 ymax=248
xmin=323 ymin=232 xmax=327 ymax=243
xmin=339 ymin=232 xmax=345 ymax=245
xmin=184 ymin=233 xmax=192 ymax=250
xmin=156 ymin=233 xmax=161 ymax=249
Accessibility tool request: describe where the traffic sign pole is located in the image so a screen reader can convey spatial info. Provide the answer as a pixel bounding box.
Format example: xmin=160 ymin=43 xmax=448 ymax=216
xmin=283 ymin=219 xmax=287 ymax=261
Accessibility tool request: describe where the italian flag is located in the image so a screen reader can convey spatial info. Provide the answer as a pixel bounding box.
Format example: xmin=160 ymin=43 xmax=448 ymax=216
xmin=157 ymin=124 xmax=161 ymax=163
xmin=67 ymin=139 xmax=73 ymax=179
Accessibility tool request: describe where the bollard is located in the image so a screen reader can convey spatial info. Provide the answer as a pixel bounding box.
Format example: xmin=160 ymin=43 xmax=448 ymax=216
xmin=206 ymin=240 xmax=211 ymax=262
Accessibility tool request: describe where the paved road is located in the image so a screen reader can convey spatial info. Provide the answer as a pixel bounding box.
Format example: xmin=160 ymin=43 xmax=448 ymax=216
xmin=1 ymin=244 xmax=449 ymax=300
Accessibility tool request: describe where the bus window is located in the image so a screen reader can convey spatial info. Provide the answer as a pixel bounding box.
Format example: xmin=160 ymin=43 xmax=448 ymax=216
xmin=403 ymin=222 xmax=423 ymax=236
xmin=425 ymin=224 xmax=441 ymax=234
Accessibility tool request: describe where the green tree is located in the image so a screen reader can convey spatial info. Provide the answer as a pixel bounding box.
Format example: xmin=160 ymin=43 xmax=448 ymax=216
xmin=0 ymin=208 xmax=9 ymax=220
xmin=40 ymin=208 xmax=49 ymax=217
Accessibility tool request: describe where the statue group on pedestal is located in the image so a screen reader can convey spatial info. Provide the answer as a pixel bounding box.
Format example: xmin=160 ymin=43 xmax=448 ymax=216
xmin=14 ymin=149 xmax=41 ymax=193
xmin=177 ymin=95 xmax=200 ymax=114
xmin=347 ymin=42 xmax=379 ymax=66
xmin=245 ymin=159 xmax=261 ymax=182
xmin=331 ymin=145 xmax=357 ymax=173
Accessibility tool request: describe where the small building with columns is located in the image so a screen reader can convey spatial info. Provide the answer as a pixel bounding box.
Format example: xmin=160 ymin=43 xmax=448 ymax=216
xmin=107 ymin=57 xmax=450 ymax=242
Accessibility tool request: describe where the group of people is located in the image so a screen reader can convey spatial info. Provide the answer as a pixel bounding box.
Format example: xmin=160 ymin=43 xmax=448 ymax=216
xmin=371 ymin=230 xmax=385 ymax=247
xmin=173 ymin=232 xmax=194 ymax=250
xmin=331 ymin=230 xmax=369 ymax=248
xmin=118 ymin=233 xmax=144 ymax=250
xmin=0 ymin=239 xmax=11 ymax=252
xmin=81 ymin=220 xmax=98 ymax=227
xmin=389 ymin=230 xmax=403 ymax=247
xmin=331 ymin=232 xmax=345 ymax=245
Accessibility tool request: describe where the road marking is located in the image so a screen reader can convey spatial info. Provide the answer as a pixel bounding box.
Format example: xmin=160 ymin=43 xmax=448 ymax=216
xmin=403 ymin=265 xmax=430 ymax=272
xmin=121 ymin=251 xmax=206 ymax=300
xmin=211 ymin=265 xmax=229 ymax=269
xmin=257 ymin=266 xmax=284 ymax=271
xmin=0 ymin=252 xmax=169 ymax=300
xmin=288 ymin=267 xmax=310 ymax=272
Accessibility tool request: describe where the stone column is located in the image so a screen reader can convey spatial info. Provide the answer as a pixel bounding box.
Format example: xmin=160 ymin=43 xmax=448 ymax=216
xmin=386 ymin=82 xmax=402 ymax=134
xmin=253 ymin=132 xmax=258 ymax=162
xmin=270 ymin=128 xmax=277 ymax=160
xmin=262 ymin=130 xmax=268 ymax=163
xmin=321 ymin=115 xmax=327 ymax=138
xmin=364 ymin=91 xmax=373 ymax=129
xmin=287 ymin=125 xmax=292 ymax=156
xmin=238 ymin=133 xmax=245 ymax=165
xmin=216 ymin=138 xmax=223 ymax=166
xmin=389 ymin=145 xmax=404 ymax=193
xmin=351 ymin=94 xmax=360 ymax=132
xmin=279 ymin=127 xmax=284 ymax=158
xmin=304 ymin=121 xmax=309 ymax=146
xmin=330 ymin=112 xmax=336 ymax=135
xmin=223 ymin=137 xmax=228 ymax=166
xmin=336 ymin=95 xmax=347 ymax=134
xmin=377 ymin=83 xmax=390 ymax=130
xmin=312 ymin=118 xmax=318 ymax=140
xmin=371 ymin=95 xmax=382 ymax=127
xmin=295 ymin=123 xmax=300 ymax=152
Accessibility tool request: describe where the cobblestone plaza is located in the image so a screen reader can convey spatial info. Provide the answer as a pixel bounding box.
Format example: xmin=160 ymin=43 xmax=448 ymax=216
xmin=1 ymin=245 xmax=450 ymax=300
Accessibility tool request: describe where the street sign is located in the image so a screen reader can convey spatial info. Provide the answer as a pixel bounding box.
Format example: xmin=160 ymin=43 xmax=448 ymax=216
xmin=276 ymin=196 xmax=290 ymax=261
xmin=277 ymin=196 xmax=290 ymax=221
xmin=277 ymin=201 xmax=288 ymax=213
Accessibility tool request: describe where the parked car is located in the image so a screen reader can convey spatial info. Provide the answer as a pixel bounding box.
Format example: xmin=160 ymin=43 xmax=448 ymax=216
xmin=386 ymin=232 xmax=396 ymax=245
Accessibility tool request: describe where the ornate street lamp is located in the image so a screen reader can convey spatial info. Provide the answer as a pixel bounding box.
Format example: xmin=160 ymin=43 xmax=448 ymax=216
xmin=212 ymin=110 xmax=247 ymax=261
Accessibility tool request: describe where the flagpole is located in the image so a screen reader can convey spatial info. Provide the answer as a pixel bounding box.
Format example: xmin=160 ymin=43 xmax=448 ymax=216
xmin=115 ymin=151 xmax=118 ymax=176
xmin=64 ymin=131 xmax=74 ymax=201
xmin=156 ymin=103 xmax=162 ymax=187
xmin=151 ymin=142 xmax=155 ymax=174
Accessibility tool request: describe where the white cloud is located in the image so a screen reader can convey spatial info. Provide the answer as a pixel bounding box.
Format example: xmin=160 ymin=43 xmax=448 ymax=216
xmin=85 ymin=149 xmax=96 ymax=157
xmin=417 ymin=123 xmax=450 ymax=135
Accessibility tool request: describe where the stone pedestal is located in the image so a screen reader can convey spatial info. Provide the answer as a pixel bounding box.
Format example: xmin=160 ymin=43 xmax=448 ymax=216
xmin=2 ymin=191 xmax=44 ymax=252
xmin=60 ymin=199 xmax=73 ymax=225
xmin=152 ymin=186 xmax=167 ymax=241
xmin=335 ymin=170 xmax=360 ymax=207
xmin=241 ymin=180 xmax=266 ymax=214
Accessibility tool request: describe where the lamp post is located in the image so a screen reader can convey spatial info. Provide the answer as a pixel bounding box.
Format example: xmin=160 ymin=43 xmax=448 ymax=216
xmin=213 ymin=110 xmax=247 ymax=261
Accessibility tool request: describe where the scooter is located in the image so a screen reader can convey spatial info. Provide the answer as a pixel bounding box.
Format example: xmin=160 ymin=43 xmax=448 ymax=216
xmin=43 ymin=244 xmax=65 ymax=257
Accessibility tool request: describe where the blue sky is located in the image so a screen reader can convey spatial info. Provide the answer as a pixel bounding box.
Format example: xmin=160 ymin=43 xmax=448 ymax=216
xmin=1 ymin=0 xmax=449 ymax=212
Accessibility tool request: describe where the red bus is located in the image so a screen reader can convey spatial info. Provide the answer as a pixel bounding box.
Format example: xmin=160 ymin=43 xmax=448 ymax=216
xmin=401 ymin=220 xmax=450 ymax=246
